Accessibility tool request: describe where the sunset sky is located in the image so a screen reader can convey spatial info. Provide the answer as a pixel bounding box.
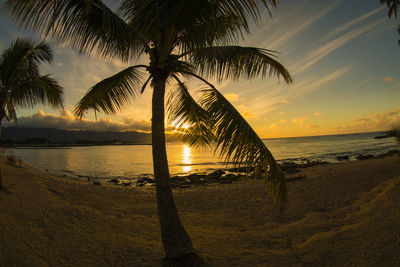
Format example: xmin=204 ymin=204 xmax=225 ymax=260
xmin=0 ymin=0 xmax=399 ymax=138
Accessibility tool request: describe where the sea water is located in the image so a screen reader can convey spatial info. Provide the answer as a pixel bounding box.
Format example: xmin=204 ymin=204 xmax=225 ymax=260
xmin=7 ymin=131 xmax=398 ymax=180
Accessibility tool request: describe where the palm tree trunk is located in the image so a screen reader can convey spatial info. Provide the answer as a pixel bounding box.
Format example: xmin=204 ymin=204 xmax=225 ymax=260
xmin=0 ymin=118 xmax=3 ymax=190
xmin=151 ymin=76 xmax=194 ymax=259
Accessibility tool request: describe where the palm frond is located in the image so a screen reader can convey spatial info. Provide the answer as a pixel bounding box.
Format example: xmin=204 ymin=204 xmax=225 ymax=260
xmin=25 ymin=41 xmax=53 ymax=65
xmin=200 ymin=85 xmax=286 ymax=205
xmin=74 ymin=65 xmax=147 ymax=117
xmin=36 ymin=75 xmax=64 ymax=108
xmin=188 ymin=46 xmax=292 ymax=83
xmin=176 ymin=12 xmax=246 ymax=54
xmin=215 ymin=0 xmax=279 ymax=23
xmin=180 ymin=71 xmax=286 ymax=205
xmin=0 ymin=38 xmax=53 ymax=85
xmin=2 ymin=0 xmax=139 ymax=61
xmin=167 ymin=75 xmax=214 ymax=146
xmin=10 ymin=74 xmax=63 ymax=109
xmin=5 ymin=101 xmax=17 ymax=123
xmin=380 ymin=0 xmax=400 ymax=18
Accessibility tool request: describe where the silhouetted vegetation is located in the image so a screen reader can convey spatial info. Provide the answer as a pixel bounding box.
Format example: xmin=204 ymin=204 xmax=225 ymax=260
xmin=380 ymin=0 xmax=400 ymax=45
xmin=0 ymin=39 xmax=63 ymax=138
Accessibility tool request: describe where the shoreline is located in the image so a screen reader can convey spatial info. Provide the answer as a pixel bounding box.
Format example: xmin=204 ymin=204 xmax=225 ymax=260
xmin=0 ymin=151 xmax=400 ymax=265
xmin=12 ymin=149 xmax=398 ymax=189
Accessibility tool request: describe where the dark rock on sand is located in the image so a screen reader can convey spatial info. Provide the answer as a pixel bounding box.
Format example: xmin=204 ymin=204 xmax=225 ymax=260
xmin=356 ymin=154 xmax=375 ymax=160
xmin=137 ymin=177 xmax=155 ymax=184
xmin=336 ymin=155 xmax=349 ymax=161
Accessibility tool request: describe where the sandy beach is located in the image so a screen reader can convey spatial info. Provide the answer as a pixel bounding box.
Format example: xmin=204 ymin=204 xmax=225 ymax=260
xmin=0 ymin=153 xmax=400 ymax=266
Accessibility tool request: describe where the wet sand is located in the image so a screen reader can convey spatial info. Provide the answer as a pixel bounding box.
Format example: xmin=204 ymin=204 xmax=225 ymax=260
xmin=0 ymin=153 xmax=399 ymax=266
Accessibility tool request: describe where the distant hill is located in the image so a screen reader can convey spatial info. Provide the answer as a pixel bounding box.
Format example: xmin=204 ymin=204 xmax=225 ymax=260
xmin=2 ymin=127 xmax=153 ymax=145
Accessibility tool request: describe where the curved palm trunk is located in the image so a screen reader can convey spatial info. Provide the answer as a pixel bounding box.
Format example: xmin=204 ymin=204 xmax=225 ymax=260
xmin=0 ymin=117 xmax=3 ymax=190
xmin=151 ymin=76 xmax=194 ymax=259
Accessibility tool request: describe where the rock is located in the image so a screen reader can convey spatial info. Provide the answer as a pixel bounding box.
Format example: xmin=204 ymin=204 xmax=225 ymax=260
xmin=108 ymin=179 xmax=120 ymax=184
xmin=356 ymin=154 xmax=374 ymax=160
xmin=208 ymin=170 xmax=225 ymax=178
xmin=279 ymin=162 xmax=298 ymax=171
xmin=336 ymin=155 xmax=349 ymax=161
xmin=226 ymin=166 xmax=254 ymax=173
xmin=221 ymin=174 xmax=236 ymax=180
xmin=122 ymin=182 xmax=132 ymax=186
xmin=171 ymin=176 xmax=190 ymax=184
xmin=187 ymin=174 xmax=207 ymax=183
xmin=374 ymin=135 xmax=390 ymax=139
xmin=137 ymin=177 xmax=155 ymax=184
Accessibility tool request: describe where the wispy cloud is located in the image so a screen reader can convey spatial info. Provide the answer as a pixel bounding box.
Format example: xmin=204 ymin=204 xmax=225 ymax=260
xmin=323 ymin=6 xmax=384 ymax=40
xmin=265 ymin=0 xmax=341 ymax=50
xmin=294 ymin=18 xmax=385 ymax=74
xmin=292 ymin=65 xmax=351 ymax=97
xmin=384 ymin=76 xmax=395 ymax=83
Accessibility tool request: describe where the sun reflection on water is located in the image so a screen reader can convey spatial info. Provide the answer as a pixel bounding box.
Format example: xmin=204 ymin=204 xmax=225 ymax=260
xmin=182 ymin=145 xmax=192 ymax=173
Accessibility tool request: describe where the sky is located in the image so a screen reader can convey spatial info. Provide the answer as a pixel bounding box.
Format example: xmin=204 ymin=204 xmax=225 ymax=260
xmin=0 ymin=0 xmax=399 ymax=138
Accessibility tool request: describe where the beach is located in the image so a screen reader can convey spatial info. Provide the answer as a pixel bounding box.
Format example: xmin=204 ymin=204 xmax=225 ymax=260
xmin=0 ymin=153 xmax=400 ymax=266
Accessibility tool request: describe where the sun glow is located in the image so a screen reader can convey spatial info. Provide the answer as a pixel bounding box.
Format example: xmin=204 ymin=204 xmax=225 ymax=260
xmin=182 ymin=145 xmax=192 ymax=173
xmin=181 ymin=123 xmax=190 ymax=129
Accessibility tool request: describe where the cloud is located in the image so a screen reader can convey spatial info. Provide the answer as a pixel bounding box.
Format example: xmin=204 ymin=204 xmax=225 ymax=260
xmin=4 ymin=110 xmax=151 ymax=132
xmin=313 ymin=112 xmax=323 ymax=117
xmin=291 ymin=116 xmax=308 ymax=126
xmin=279 ymin=119 xmax=287 ymax=123
xmin=293 ymin=66 xmax=351 ymax=96
xmin=265 ymin=0 xmax=341 ymax=50
xmin=307 ymin=122 xmax=319 ymax=129
xmin=224 ymin=93 xmax=240 ymax=102
xmin=269 ymin=123 xmax=278 ymax=129
xmin=324 ymin=6 xmax=384 ymax=40
xmin=294 ymin=18 xmax=385 ymax=73
xmin=383 ymin=76 xmax=395 ymax=83
xmin=279 ymin=98 xmax=291 ymax=105
xmin=333 ymin=108 xmax=400 ymax=132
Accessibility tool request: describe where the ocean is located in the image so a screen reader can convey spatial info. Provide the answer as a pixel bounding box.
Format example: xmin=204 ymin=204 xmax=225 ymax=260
xmin=6 ymin=131 xmax=398 ymax=181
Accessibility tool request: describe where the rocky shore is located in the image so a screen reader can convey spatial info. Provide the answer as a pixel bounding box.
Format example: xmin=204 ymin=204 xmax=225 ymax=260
xmin=100 ymin=149 xmax=399 ymax=188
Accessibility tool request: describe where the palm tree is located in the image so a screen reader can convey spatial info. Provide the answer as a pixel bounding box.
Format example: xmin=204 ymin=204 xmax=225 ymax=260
xmin=0 ymin=38 xmax=63 ymax=135
xmin=3 ymin=0 xmax=292 ymax=262
xmin=381 ymin=0 xmax=400 ymax=17
xmin=380 ymin=0 xmax=400 ymax=45
xmin=0 ymin=38 xmax=63 ymax=189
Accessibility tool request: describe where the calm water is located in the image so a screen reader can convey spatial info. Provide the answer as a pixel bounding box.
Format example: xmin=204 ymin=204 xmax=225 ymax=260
xmin=7 ymin=132 xmax=398 ymax=180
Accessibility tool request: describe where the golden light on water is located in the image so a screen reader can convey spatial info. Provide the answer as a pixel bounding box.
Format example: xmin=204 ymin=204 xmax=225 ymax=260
xmin=182 ymin=145 xmax=192 ymax=173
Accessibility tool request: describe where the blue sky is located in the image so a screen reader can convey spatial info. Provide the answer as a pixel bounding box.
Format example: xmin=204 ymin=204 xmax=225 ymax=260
xmin=0 ymin=0 xmax=399 ymax=138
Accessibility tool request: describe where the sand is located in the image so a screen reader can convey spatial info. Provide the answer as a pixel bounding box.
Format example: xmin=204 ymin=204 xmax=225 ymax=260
xmin=0 ymin=153 xmax=400 ymax=266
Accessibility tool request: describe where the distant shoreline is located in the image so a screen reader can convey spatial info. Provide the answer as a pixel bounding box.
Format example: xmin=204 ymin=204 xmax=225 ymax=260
xmin=3 ymin=143 xmax=153 ymax=148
